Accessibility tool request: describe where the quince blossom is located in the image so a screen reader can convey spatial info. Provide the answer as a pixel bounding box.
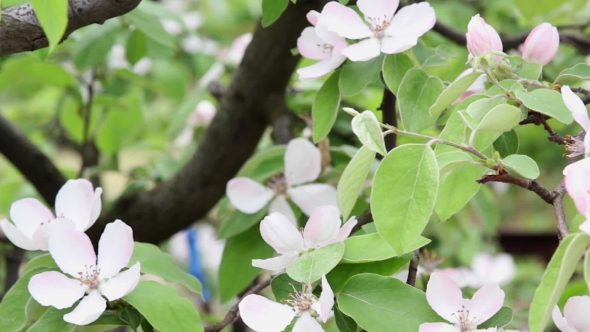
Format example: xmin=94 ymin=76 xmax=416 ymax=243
xmin=253 ymin=206 xmax=356 ymax=271
xmin=296 ymin=7 xmax=347 ymax=80
xmin=226 ymin=138 xmax=338 ymax=225
xmin=239 ymin=276 xmax=334 ymax=332
xmin=322 ymin=0 xmax=436 ymax=62
xmin=561 ymin=85 xmax=590 ymax=158
xmin=521 ymin=23 xmax=559 ymax=65
xmin=420 ymin=272 xmax=505 ymax=332
xmin=28 ymin=220 xmax=140 ymax=325
xmin=0 ymin=179 xmax=102 ymax=251
xmin=466 ymin=14 xmax=503 ymax=64
xmin=563 ymin=157 xmax=590 ymax=233
xmin=552 ymin=296 xmax=590 ymax=332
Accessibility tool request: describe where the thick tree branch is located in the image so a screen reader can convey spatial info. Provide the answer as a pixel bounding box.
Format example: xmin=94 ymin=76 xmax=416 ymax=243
xmin=379 ymin=88 xmax=397 ymax=152
xmin=0 ymin=0 xmax=141 ymax=56
xmin=88 ymin=0 xmax=327 ymax=244
xmin=0 ymin=113 xmax=66 ymax=206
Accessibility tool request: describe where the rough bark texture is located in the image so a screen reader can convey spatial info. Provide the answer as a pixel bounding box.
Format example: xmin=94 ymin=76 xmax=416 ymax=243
xmin=87 ymin=0 xmax=326 ymax=244
xmin=0 ymin=0 xmax=141 ymax=56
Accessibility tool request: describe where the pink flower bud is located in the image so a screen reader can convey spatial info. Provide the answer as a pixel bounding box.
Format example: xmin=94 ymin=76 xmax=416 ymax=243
xmin=466 ymin=14 xmax=503 ymax=58
xmin=521 ymin=22 xmax=559 ymax=65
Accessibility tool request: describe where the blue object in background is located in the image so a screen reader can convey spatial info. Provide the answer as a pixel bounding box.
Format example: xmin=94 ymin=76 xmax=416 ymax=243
xmin=187 ymin=227 xmax=211 ymax=301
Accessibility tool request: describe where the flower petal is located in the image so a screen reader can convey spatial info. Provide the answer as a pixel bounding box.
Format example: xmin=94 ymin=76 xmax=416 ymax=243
xmin=269 ymin=195 xmax=298 ymax=226
xmin=357 ymin=0 xmax=398 ymax=22
xmin=48 ymin=227 xmax=97 ymax=278
xmin=226 ymin=177 xmax=274 ymax=214
xmin=563 ymin=85 xmax=590 ymax=132
xmin=323 ymin=2 xmax=372 ymax=40
xmin=328 ymin=216 xmax=358 ymax=244
xmin=468 ymin=284 xmax=505 ymax=322
xmin=419 ymin=322 xmax=459 ymax=332
xmin=297 ymin=53 xmax=347 ymax=80
xmin=317 ymin=276 xmax=334 ymax=322
xmin=288 ymin=184 xmax=338 ymax=217
xmin=284 ymin=138 xmax=322 ymax=186
xmin=252 ymin=253 xmax=299 ymax=271
xmin=239 ymin=294 xmax=295 ymax=332
xmin=564 ymin=296 xmax=590 ymax=331
xmin=552 ymin=304 xmax=570 ymax=332
xmin=387 ymin=3 xmax=436 ymax=39
xmin=303 ymin=206 xmax=341 ymax=248
xmin=55 ymin=179 xmax=97 ymax=231
xmin=298 ymin=27 xmax=330 ymax=61
xmin=97 ymin=220 xmax=134 ymax=279
xmin=100 ymin=262 xmax=141 ymax=301
xmin=342 ymin=38 xmax=382 ymax=62
xmin=293 ymin=312 xmax=324 ymax=332
xmin=472 ymin=253 xmax=515 ymax=286
xmin=563 ymin=158 xmax=590 ymax=216
xmin=86 ymin=187 xmax=103 ymax=231
xmin=32 ymin=217 xmax=76 ymax=251
xmin=307 ymin=10 xmax=320 ymax=26
xmin=580 ymin=220 xmax=590 ymax=235
xmin=0 ymin=219 xmax=40 ymax=251
xmin=426 ymin=272 xmax=464 ymax=322
xmin=28 ymin=271 xmax=87 ymax=309
xmin=63 ymin=290 xmax=107 ymax=325
xmin=260 ymin=213 xmax=304 ymax=253
xmin=380 ymin=34 xmax=420 ymax=54
xmin=10 ymin=198 xmax=54 ymax=239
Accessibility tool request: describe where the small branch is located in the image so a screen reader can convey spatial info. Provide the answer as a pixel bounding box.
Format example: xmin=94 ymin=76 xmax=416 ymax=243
xmin=553 ymin=180 xmax=569 ymax=241
xmin=379 ymin=89 xmax=397 ymax=152
xmin=406 ymin=250 xmax=420 ymax=287
xmin=204 ymin=277 xmax=272 ymax=332
xmin=477 ymin=173 xmax=556 ymax=204
xmin=2 ymin=245 xmax=25 ymax=299
xmin=351 ymin=207 xmax=373 ymax=234
xmin=570 ymin=87 xmax=590 ymax=105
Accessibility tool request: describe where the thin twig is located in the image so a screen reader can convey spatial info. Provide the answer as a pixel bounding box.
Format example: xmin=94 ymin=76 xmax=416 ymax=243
xmin=1 ymin=245 xmax=24 ymax=300
xmin=406 ymin=250 xmax=420 ymax=287
xmin=553 ymin=180 xmax=569 ymax=241
xmin=204 ymin=277 xmax=272 ymax=332
xmin=351 ymin=207 xmax=373 ymax=234
xmin=477 ymin=174 xmax=556 ymax=204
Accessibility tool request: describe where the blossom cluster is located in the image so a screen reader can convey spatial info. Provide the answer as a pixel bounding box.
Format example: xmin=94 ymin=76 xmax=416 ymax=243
xmin=0 ymin=179 xmax=140 ymax=325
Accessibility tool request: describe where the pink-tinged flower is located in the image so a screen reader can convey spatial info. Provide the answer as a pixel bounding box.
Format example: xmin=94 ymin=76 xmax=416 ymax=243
xmin=28 ymin=220 xmax=140 ymax=325
xmin=239 ymin=275 xmax=334 ymax=332
xmin=470 ymin=253 xmax=516 ymax=287
xmin=455 ymin=69 xmax=487 ymax=102
xmin=253 ymin=206 xmax=356 ymax=271
xmin=521 ymin=23 xmax=559 ymax=65
xmin=420 ymin=272 xmax=505 ymax=332
xmin=466 ymin=14 xmax=503 ymax=61
xmin=562 ymin=85 xmax=590 ymax=158
xmin=0 ymin=179 xmax=102 ymax=251
xmin=552 ymin=296 xmax=590 ymax=332
xmin=297 ymin=7 xmax=348 ymax=80
xmin=174 ymin=100 xmax=217 ymax=148
xmin=437 ymin=267 xmax=478 ymax=289
xmin=564 ymin=158 xmax=590 ymax=224
xmin=226 ymin=138 xmax=338 ymax=225
xmin=323 ymin=0 xmax=436 ymax=61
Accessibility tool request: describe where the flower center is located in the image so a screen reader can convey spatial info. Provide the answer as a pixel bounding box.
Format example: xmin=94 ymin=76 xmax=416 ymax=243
xmin=283 ymin=283 xmax=316 ymax=314
xmin=452 ymin=306 xmax=479 ymax=331
xmin=78 ymin=265 xmax=100 ymax=289
xmin=565 ymin=135 xmax=586 ymax=158
xmin=267 ymin=172 xmax=288 ymax=195
xmin=367 ymin=15 xmax=390 ymax=39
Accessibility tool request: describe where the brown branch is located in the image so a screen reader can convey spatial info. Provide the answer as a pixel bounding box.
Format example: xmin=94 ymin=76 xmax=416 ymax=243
xmin=553 ymin=180 xmax=569 ymax=241
xmin=518 ymin=112 xmax=571 ymax=145
xmin=351 ymin=207 xmax=373 ymax=234
xmin=0 ymin=0 xmax=141 ymax=56
xmin=477 ymin=174 xmax=556 ymax=204
xmin=1 ymin=246 xmax=24 ymax=299
xmin=0 ymin=113 xmax=66 ymax=206
xmin=379 ymin=88 xmax=397 ymax=152
xmin=204 ymin=277 xmax=272 ymax=332
xmin=406 ymin=249 xmax=420 ymax=287
xmin=87 ymin=0 xmax=329 ymax=244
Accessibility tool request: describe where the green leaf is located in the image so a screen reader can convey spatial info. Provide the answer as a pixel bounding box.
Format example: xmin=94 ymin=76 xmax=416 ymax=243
xmin=508 ymin=56 xmax=543 ymax=80
xmin=71 ymin=20 xmax=121 ymax=71
xmin=351 ymin=111 xmax=387 ymax=156
xmin=465 ymin=97 xmax=507 ymax=124
xmin=0 ymin=56 xmax=77 ymax=90
xmin=382 ymin=53 xmax=414 ymax=94
xmin=219 ymin=225 xmax=275 ymax=302
xmin=501 ymin=154 xmax=540 ymax=180
xmin=514 ymin=0 xmax=568 ymax=22
xmin=372 ymin=144 xmax=439 ymax=253
xmin=0 ymin=267 xmax=50 ymax=332
xmin=22 ymin=254 xmax=57 ymax=274
xmin=515 ymin=89 xmax=574 ymax=125
xmin=436 ymin=151 xmax=474 ymax=174
xmin=412 ymin=44 xmax=457 ymax=68
xmin=30 ymin=0 xmax=68 ymax=53
xmin=429 ymin=70 xmax=484 ymax=118
xmin=287 ymin=242 xmax=345 ymax=284
xmin=398 ymin=68 xmax=444 ymax=133
xmin=339 ymin=55 xmax=384 ymax=96
xmin=493 ymin=130 xmax=519 ymax=157
xmin=342 ymin=233 xmax=430 ymax=263
xmin=126 ymin=7 xmax=176 ymax=49
xmin=118 ymin=307 xmax=143 ymax=330
xmin=87 ymin=311 xmax=127 ymax=327
xmin=129 ymin=242 xmax=202 ymax=295
xmin=554 ymin=63 xmax=590 ymax=85
xmin=237 ymin=145 xmax=286 ymax=181
xmin=585 ymin=249 xmax=590 ymax=292
xmin=435 ymin=165 xmax=484 ymax=222
xmin=312 ymin=71 xmax=341 ymax=142
xmin=529 ymin=233 xmax=590 ymax=332
xmin=26 ymin=308 xmax=75 ymax=332
xmin=218 ymin=207 xmax=268 ymax=239
xmin=126 ymin=29 xmax=148 ymax=65
xmin=334 ymin=306 xmax=358 ymax=332
xmin=338 ymin=274 xmax=444 ymax=331
xmin=271 ymin=273 xmax=300 ymax=301
xmin=327 ymin=255 xmax=412 ymax=292
xmin=337 ymin=146 xmax=375 ymax=220
xmin=261 ymin=0 xmax=288 ymax=27
xmin=478 ymin=307 xmax=513 ymax=329
xmin=96 ymin=94 xmax=143 ymax=154
xmin=124 ymin=281 xmax=203 ymax=332
xmin=468 ymin=104 xmax=521 ymax=132
xmin=485 ymin=79 xmax=524 ymax=96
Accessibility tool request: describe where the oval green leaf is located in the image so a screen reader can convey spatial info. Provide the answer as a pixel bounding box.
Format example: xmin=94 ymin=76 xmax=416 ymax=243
xmin=476 ymin=104 xmax=521 ymax=132
xmin=398 ymin=68 xmax=444 ymax=133
xmin=261 ymin=0 xmax=288 ymax=27
xmin=339 ymin=55 xmax=384 ymax=97
xmin=30 ymin=0 xmax=68 ymax=54
xmin=515 ymin=89 xmax=574 ymax=125
xmin=430 ymin=70 xmax=484 ymax=118
xmin=286 ymin=242 xmax=345 ymax=284
xmin=312 ymin=71 xmax=341 ymax=142
xmin=501 ymin=154 xmax=540 ymax=180
xmin=554 ymin=63 xmax=590 ymax=85
xmin=351 ymin=111 xmax=387 ymax=156
xmin=382 ymin=53 xmax=414 ymax=94
xmin=342 ymin=233 xmax=430 ymax=263
xmin=337 ymin=146 xmax=375 ymax=220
